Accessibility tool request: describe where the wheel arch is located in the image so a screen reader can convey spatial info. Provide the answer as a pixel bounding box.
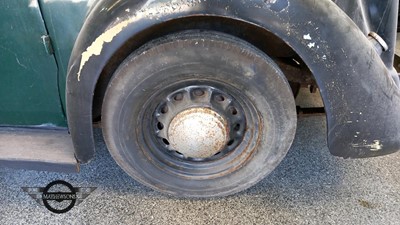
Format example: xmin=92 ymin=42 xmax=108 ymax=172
xmin=67 ymin=0 xmax=400 ymax=163
xmin=91 ymin=16 xmax=298 ymax=123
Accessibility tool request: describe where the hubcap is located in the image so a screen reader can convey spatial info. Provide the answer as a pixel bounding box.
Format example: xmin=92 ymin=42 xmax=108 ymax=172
xmin=168 ymin=108 xmax=228 ymax=158
xmin=153 ymin=85 xmax=246 ymax=161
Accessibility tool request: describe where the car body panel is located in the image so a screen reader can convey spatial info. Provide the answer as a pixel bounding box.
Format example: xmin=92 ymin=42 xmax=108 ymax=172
xmin=38 ymin=0 xmax=94 ymax=109
xmin=66 ymin=0 xmax=400 ymax=162
xmin=0 ymin=0 xmax=66 ymax=126
xmin=334 ymin=0 xmax=398 ymax=69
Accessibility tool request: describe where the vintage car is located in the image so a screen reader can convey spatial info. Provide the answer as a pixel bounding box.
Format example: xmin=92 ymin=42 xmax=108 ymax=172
xmin=0 ymin=0 xmax=399 ymax=197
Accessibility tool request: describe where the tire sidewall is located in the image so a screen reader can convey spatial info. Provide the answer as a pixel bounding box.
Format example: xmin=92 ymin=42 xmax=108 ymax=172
xmin=102 ymin=32 xmax=297 ymax=197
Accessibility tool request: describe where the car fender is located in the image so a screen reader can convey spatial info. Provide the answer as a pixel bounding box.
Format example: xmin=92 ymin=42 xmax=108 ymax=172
xmin=67 ymin=0 xmax=400 ymax=163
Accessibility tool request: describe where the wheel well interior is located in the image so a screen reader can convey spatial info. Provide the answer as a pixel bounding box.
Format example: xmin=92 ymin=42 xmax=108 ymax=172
xmin=92 ymin=16 xmax=315 ymax=122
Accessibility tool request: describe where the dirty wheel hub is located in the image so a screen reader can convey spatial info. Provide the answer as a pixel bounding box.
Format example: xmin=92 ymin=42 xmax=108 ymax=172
xmin=153 ymin=85 xmax=246 ymax=161
xmin=168 ymin=108 xmax=228 ymax=158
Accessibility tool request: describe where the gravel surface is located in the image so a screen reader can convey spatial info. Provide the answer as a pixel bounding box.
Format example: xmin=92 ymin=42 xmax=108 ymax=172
xmin=0 ymin=115 xmax=399 ymax=225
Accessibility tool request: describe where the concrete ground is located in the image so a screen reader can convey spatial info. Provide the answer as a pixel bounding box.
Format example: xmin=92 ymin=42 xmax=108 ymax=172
xmin=0 ymin=89 xmax=399 ymax=225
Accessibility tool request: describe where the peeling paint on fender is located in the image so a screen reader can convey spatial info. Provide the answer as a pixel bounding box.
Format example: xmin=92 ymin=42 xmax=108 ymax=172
xmin=369 ymin=140 xmax=383 ymax=151
xmin=77 ymin=19 xmax=133 ymax=81
xmin=352 ymin=140 xmax=383 ymax=151
xmin=307 ymin=42 xmax=315 ymax=48
xmin=264 ymin=0 xmax=289 ymax=12
xmin=76 ymin=0 xmax=205 ymax=81
xmin=303 ymin=34 xmax=312 ymax=40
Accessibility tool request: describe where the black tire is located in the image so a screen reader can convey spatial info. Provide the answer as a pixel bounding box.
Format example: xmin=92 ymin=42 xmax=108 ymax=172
xmin=102 ymin=31 xmax=297 ymax=197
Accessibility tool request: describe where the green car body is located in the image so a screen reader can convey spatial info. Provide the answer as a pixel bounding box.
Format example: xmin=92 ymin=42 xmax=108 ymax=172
xmin=0 ymin=0 xmax=91 ymax=126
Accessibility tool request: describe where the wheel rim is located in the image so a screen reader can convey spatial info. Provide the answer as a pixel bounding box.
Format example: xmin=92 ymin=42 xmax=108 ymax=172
xmin=139 ymin=81 xmax=262 ymax=179
xmin=167 ymin=107 xmax=228 ymax=159
xmin=154 ymin=85 xmax=246 ymax=160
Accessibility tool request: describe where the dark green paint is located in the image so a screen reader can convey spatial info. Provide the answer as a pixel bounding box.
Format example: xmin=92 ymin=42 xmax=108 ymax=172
xmin=38 ymin=0 xmax=92 ymax=110
xmin=0 ymin=0 xmax=66 ymax=126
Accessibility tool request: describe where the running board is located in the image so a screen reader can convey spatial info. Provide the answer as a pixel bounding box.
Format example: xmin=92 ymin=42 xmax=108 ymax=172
xmin=0 ymin=127 xmax=79 ymax=173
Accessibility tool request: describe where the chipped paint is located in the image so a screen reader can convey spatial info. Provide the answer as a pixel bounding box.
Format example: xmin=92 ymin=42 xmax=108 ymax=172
xmin=29 ymin=0 xmax=39 ymax=8
xmin=76 ymin=0 xmax=204 ymax=81
xmin=303 ymin=34 xmax=312 ymax=40
xmin=77 ymin=19 xmax=133 ymax=81
xmin=292 ymin=58 xmax=301 ymax=65
xmin=352 ymin=140 xmax=383 ymax=151
xmin=264 ymin=0 xmax=289 ymax=12
xmin=369 ymin=140 xmax=383 ymax=151
xmin=34 ymin=123 xmax=58 ymax=128
xmin=307 ymin=42 xmax=315 ymax=48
